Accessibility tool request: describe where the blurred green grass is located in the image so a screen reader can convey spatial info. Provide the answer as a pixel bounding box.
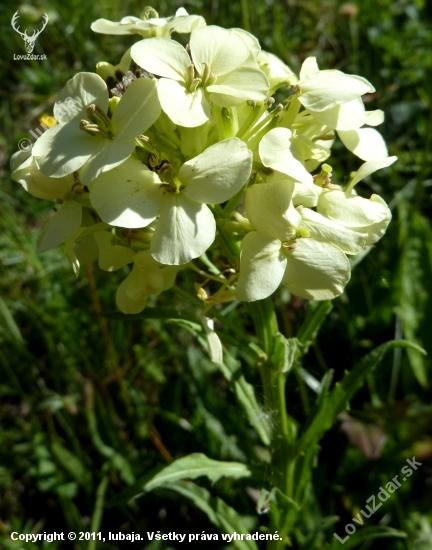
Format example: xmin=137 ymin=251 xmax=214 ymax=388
xmin=1 ymin=0 xmax=432 ymax=548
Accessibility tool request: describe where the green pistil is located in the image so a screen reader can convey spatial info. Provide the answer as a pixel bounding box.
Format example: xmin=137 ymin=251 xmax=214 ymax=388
xmin=313 ymin=163 xmax=333 ymax=187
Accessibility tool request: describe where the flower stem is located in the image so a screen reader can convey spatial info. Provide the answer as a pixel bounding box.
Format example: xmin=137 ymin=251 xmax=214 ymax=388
xmin=248 ymin=298 xmax=297 ymax=548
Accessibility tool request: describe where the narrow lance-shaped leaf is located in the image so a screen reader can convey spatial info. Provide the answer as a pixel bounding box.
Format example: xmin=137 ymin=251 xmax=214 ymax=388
xmin=398 ymin=211 xmax=431 ymax=388
xmin=329 ymin=526 xmax=407 ymax=550
xmin=295 ymin=340 xmax=426 ymax=455
xmin=108 ymin=453 xmax=252 ymax=506
xmin=162 ymin=481 xmax=259 ymax=550
xmin=221 ymin=354 xmax=272 ymax=446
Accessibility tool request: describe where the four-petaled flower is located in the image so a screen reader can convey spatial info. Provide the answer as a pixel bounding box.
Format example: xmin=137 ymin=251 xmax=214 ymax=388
xmin=131 ymin=25 xmax=269 ymax=127
xmin=32 ymin=72 xmax=160 ymax=185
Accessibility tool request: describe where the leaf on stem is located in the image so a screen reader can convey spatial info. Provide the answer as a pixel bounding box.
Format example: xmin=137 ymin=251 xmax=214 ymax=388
xmin=164 ymin=481 xmax=259 ymax=550
xmin=329 ymin=526 xmax=407 ymax=550
xmin=108 ymin=453 xmax=252 ymax=506
xmin=295 ymin=340 xmax=426 ymax=456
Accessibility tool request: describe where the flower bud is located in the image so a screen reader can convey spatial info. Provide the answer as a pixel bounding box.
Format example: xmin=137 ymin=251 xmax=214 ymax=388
xmin=96 ymin=61 xmax=116 ymax=81
xmin=257 ymin=51 xmax=298 ymax=94
xmin=109 ymin=96 xmax=120 ymax=115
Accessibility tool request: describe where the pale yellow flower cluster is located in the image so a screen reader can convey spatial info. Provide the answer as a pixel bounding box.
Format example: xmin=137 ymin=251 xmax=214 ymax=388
xmin=11 ymin=6 xmax=395 ymax=314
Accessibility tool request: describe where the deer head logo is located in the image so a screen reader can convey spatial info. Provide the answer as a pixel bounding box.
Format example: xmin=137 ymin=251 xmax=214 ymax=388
xmin=11 ymin=11 xmax=48 ymax=54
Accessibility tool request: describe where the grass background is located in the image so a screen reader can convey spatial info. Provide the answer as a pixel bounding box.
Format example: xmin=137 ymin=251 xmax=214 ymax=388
xmin=1 ymin=0 xmax=432 ymax=548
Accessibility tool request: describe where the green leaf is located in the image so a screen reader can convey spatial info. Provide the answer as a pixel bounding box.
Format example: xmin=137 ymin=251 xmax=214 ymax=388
xmin=256 ymin=488 xmax=300 ymax=547
xmin=398 ymin=211 xmax=432 ymax=387
xmin=165 ymin=317 xmax=203 ymax=334
xmin=315 ymin=370 xmax=334 ymax=410
xmin=272 ymin=333 xmax=299 ymax=374
xmin=330 ymin=525 xmax=407 ymax=549
xmin=50 ymin=441 xmax=91 ymax=487
xmin=108 ymin=453 xmax=251 ymax=506
xmin=295 ymin=340 xmax=425 ymax=455
xmin=164 ymin=481 xmax=259 ymax=550
xmin=247 ymin=299 xmax=279 ymax=355
xmin=104 ymin=308 xmax=199 ymax=324
xmin=221 ymin=354 xmax=272 ymax=446
xmin=89 ymin=474 xmax=109 ymax=550
xmin=164 ymin=313 xmax=272 ymax=446
xmin=0 ymin=297 xmax=24 ymax=345
xmin=266 ymin=488 xmax=299 ymax=528
xmin=293 ymin=443 xmax=321 ymax=504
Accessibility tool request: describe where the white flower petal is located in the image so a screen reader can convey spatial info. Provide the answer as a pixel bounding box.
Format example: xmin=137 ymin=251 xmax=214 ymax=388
xmin=168 ymin=13 xmax=206 ymax=34
xmin=91 ymin=17 xmax=142 ymax=35
xmin=257 ymin=51 xmax=298 ymax=91
xmin=207 ymin=64 xmax=269 ymax=106
xmin=12 ymin=155 xmax=72 ymax=200
xmin=307 ymin=98 xmax=366 ymax=131
xmin=299 ymin=57 xmax=319 ymax=80
xmin=124 ymin=250 xmax=180 ymax=302
xmin=116 ymin=250 xmax=180 ymax=314
xmin=10 ymin=150 xmax=30 ymax=172
xmin=299 ymin=71 xmax=375 ymax=112
xmin=37 ymin=201 xmax=82 ymax=253
xmin=93 ymin=231 xmax=134 ymax=271
xmin=32 ymin=122 xmax=95 ymax=178
xmin=11 ymin=151 xmax=31 ymax=176
xmin=80 ymin=139 xmax=136 ymax=185
xmin=292 ymin=181 xmax=322 ymax=208
xmin=283 ymin=238 xmax=350 ymax=300
xmin=112 ymin=78 xmax=160 ymax=140
xmin=131 ymin=38 xmax=190 ymax=81
xmin=338 ymin=128 xmax=388 ymax=161
xmin=180 ymin=138 xmax=252 ymax=204
xmin=53 ymin=72 xmax=108 ymax=123
xmin=90 ymin=157 xmax=162 ymax=227
xmin=364 ymin=110 xmax=385 ymax=127
xmin=245 ymin=181 xmax=301 ymax=241
xmin=202 ymin=317 xmax=223 ymax=364
xmin=300 ymin=207 xmax=367 ymax=254
xmin=157 ymin=79 xmax=210 ymax=127
xmin=116 ymin=276 xmax=148 ymax=314
xmin=235 ymin=232 xmax=287 ymax=302
xmin=135 ymin=19 xmax=167 ymax=36
xmin=231 ymin=28 xmax=261 ymax=58
xmin=151 ymin=194 xmax=216 ymax=265
xmin=348 ymin=156 xmax=397 ymax=189
xmin=317 ymin=190 xmax=391 ymax=244
xmin=191 ymin=26 xmax=250 ymax=77
xmin=259 ymin=128 xmax=314 ymax=185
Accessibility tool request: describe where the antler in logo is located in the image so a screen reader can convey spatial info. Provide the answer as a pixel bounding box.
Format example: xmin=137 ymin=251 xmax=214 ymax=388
xmin=11 ymin=11 xmax=49 ymax=54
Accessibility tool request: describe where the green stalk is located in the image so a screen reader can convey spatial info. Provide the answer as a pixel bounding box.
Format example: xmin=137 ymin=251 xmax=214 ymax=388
xmin=248 ymin=298 xmax=297 ymax=549
xmin=88 ymin=474 xmax=109 ymax=550
xmin=241 ymin=0 xmax=251 ymax=31
xmin=213 ymin=217 xmax=298 ymax=547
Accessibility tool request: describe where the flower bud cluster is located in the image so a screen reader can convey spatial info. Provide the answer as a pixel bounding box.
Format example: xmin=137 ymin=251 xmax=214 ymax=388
xmin=11 ymin=7 xmax=396 ymax=313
